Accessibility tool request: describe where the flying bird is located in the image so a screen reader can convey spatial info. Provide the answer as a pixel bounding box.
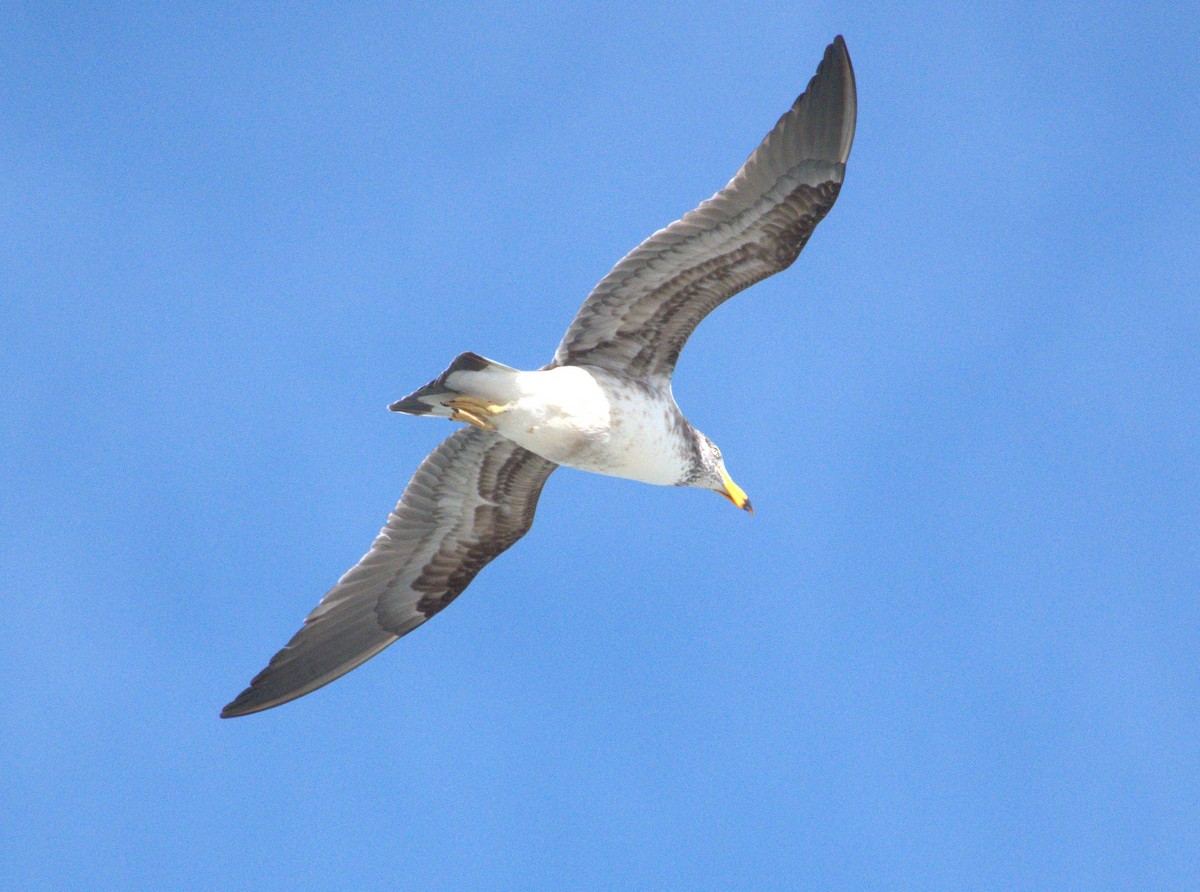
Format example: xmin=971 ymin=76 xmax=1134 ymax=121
xmin=222 ymin=36 xmax=856 ymax=717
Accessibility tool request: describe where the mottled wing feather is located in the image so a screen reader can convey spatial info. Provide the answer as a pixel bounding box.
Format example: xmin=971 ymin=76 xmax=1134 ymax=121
xmin=552 ymin=36 xmax=856 ymax=380
xmin=221 ymin=428 xmax=557 ymax=717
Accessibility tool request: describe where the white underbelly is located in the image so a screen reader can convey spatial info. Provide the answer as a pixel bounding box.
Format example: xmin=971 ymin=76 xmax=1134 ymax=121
xmin=477 ymin=366 xmax=687 ymax=486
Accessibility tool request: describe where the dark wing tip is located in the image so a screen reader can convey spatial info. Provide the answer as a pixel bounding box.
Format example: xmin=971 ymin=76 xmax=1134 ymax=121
xmin=220 ymin=662 xmax=306 ymax=719
xmin=221 ymin=685 xmax=267 ymax=718
xmin=799 ymin=35 xmax=857 ymax=166
xmin=220 ymin=695 xmax=255 ymax=719
xmin=219 ymin=632 xmax=398 ymax=718
xmin=220 ymin=686 xmax=306 ymax=719
xmin=218 ymin=673 xmax=342 ymax=719
xmin=221 ymin=665 xmax=278 ymax=718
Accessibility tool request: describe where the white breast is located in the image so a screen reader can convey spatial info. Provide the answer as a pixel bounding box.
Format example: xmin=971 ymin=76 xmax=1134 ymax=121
xmin=473 ymin=365 xmax=689 ymax=486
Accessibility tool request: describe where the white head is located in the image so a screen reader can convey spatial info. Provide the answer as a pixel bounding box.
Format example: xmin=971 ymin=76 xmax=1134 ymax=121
xmin=691 ymin=433 xmax=753 ymax=513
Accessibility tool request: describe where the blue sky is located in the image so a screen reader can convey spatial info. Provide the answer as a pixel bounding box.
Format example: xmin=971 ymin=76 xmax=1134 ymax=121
xmin=3 ymin=2 xmax=1197 ymax=888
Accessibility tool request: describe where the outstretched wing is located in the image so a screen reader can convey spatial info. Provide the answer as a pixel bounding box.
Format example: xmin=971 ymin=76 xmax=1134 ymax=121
xmin=222 ymin=428 xmax=557 ymax=717
xmin=552 ymin=36 xmax=856 ymax=381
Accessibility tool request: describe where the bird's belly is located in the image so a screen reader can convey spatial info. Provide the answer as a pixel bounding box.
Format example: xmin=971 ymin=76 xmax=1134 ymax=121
xmin=575 ymin=421 xmax=688 ymax=485
xmin=489 ymin=369 xmax=685 ymax=486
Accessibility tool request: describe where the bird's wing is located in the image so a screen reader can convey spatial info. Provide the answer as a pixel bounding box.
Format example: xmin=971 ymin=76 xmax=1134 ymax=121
xmin=221 ymin=428 xmax=557 ymax=717
xmin=552 ymin=36 xmax=856 ymax=381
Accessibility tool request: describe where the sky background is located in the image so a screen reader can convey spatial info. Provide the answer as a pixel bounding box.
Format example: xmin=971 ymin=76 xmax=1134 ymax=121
xmin=3 ymin=2 xmax=1198 ymax=889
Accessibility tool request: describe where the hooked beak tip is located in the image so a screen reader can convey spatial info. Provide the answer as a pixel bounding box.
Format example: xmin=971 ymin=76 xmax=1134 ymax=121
xmin=719 ymin=469 xmax=752 ymax=514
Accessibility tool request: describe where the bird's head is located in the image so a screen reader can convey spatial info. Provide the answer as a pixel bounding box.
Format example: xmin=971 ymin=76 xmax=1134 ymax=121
xmin=694 ymin=433 xmax=753 ymax=514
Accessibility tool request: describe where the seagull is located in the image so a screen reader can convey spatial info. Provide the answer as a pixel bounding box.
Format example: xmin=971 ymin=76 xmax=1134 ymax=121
xmin=222 ymin=36 xmax=856 ymax=717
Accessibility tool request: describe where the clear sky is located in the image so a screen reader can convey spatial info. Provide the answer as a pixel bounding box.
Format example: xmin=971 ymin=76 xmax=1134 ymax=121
xmin=3 ymin=3 xmax=1197 ymax=889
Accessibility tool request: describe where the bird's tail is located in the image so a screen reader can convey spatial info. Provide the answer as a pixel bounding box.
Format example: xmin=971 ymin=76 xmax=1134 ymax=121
xmin=388 ymin=352 xmax=518 ymax=417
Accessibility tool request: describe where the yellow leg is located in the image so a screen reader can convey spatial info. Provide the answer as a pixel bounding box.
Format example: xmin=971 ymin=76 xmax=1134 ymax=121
xmin=444 ymin=397 xmax=506 ymax=431
xmin=450 ymin=407 xmax=495 ymax=431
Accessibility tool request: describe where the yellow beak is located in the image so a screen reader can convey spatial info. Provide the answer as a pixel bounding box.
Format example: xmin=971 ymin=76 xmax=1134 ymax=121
xmin=718 ymin=468 xmax=753 ymax=514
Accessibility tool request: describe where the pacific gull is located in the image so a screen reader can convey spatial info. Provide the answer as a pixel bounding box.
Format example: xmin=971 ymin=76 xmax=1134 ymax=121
xmin=222 ymin=36 xmax=856 ymax=717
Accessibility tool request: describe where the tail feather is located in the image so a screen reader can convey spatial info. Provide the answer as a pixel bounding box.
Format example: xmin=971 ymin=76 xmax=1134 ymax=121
xmin=389 ymin=352 xmax=516 ymax=415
